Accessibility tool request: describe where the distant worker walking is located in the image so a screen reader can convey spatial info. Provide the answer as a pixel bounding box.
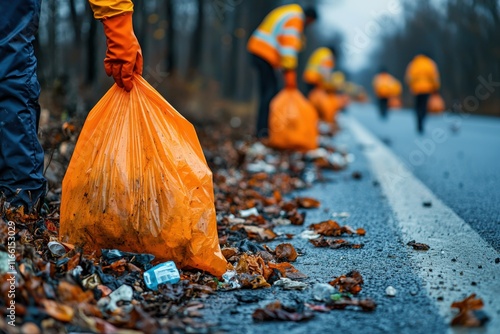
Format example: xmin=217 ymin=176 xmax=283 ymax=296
xmin=372 ymin=68 xmax=402 ymax=120
xmin=405 ymin=54 xmax=440 ymax=134
xmin=247 ymin=4 xmax=317 ymax=138
xmin=303 ymin=47 xmax=336 ymax=95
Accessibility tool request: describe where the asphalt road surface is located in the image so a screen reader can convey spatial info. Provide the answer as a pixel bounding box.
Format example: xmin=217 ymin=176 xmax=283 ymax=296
xmin=201 ymin=104 xmax=500 ymax=334
xmin=349 ymin=104 xmax=500 ymax=251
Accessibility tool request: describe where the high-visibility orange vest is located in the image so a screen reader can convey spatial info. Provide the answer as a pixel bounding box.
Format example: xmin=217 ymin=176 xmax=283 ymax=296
xmin=303 ymin=47 xmax=335 ymax=86
xmin=373 ymin=73 xmax=402 ymax=98
xmin=247 ymin=4 xmax=305 ymax=70
xmin=405 ymin=55 xmax=440 ymax=95
xmin=88 ymin=0 xmax=133 ymax=19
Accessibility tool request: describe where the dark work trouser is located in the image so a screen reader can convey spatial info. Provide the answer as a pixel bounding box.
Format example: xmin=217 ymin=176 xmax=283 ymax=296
xmin=251 ymin=54 xmax=279 ymax=139
xmin=378 ymin=98 xmax=389 ymax=120
xmin=0 ymin=0 xmax=46 ymax=211
xmin=415 ymin=93 xmax=430 ymax=134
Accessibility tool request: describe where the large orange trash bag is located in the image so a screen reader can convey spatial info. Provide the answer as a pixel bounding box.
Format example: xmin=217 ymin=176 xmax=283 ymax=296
xmin=268 ymin=88 xmax=318 ymax=151
xmin=428 ymin=93 xmax=445 ymax=113
xmin=60 ymin=76 xmax=227 ymax=277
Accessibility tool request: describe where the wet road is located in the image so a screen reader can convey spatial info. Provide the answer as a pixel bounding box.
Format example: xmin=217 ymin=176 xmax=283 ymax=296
xmin=349 ymin=104 xmax=500 ymax=251
xmin=201 ymin=104 xmax=500 ymax=333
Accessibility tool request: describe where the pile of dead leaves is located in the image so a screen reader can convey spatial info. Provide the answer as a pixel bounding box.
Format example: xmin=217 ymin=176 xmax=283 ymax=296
xmin=1 ymin=123 xmax=363 ymax=332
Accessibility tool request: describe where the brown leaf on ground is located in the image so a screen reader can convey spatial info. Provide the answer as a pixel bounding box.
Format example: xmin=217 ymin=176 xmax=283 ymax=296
xmin=239 ymin=274 xmax=271 ymax=289
xmin=327 ymin=298 xmax=377 ymax=312
xmin=57 ymin=281 xmax=94 ymax=304
xmin=252 ymin=301 xmax=314 ymax=322
xmin=309 ymin=237 xmax=364 ymax=249
xmin=329 ymin=271 xmax=364 ymax=295
xmin=407 ymin=240 xmax=430 ymax=251
xmin=221 ymin=247 xmax=238 ymax=259
xmin=267 ymin=262 xmax=307 ymax=280
xmin=287 ymin=209 xmax=305 ymax=225
xmin=236 ymin=254 xmax=270 ymax=279
xmin=41 ymin=299 xmax=74 ymax=322
xmin=310 ymin=220 xmax=365 ymax=237
xmin=451 ymin=294 xmax=489 ymax=327
xmin=294 ymin=197 xmax=321 ymax=209
xmin=232 ymin=225 xmax=277 ymax=242
xmin=275 ymin=243 xmax=298 ymax=262
xmin=356 ymin=228 xmax=366 ymax=236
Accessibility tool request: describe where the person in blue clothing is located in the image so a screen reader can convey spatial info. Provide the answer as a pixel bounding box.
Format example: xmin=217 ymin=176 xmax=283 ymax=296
xmin=0 ymin=0 xmax=142 ymax=213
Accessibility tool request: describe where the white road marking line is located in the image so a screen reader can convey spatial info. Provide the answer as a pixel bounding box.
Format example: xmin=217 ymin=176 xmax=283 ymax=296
xmin=345 ymin=115 xmax=500 ymax=332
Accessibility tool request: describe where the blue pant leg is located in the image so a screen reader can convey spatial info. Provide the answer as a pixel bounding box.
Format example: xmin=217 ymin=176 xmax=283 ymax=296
xmin=0 ymin=0 xmax=46 ymax=211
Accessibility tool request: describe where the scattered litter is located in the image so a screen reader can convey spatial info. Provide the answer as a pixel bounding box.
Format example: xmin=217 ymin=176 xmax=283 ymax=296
xmin=239 ymin=207 xmax=260 ymax=218
xmin=312 ymin=283 xmax=337 ymax=302
xmin=143 ymin=261 xmax=180 ymax=291
xmin=47 ymin=241 xmax=67 ymax=257
xmin=274 ymin=278 xmax=308 ymax=290
xmin=246 ymin=160 xmax=276 ymax=174
xmin=300 ymin=230 xmax=321 ymax=240
xmin=98 ymin=284 xmax=134 ymax=311
xmin=221 ymin=270 xmax=241 ymax=290
xmin=332 ymin=212 xmax=350 ymax=219
xmin=385 ymin=286 xmax=397 ymax=297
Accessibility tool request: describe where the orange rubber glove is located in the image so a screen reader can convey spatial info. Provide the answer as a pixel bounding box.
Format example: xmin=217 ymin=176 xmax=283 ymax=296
xmin=102 ymin=13 xmax=143 ymax=91
xmin=284 ymin=70 xmax=297 ymax=89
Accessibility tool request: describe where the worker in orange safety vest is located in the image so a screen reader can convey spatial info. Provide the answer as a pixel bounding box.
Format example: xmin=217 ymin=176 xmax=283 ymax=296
xmin=247 ymin=4 xmax=318 ymax=138
xmin=372 ymin=68 xmax=402 ymax=120
xmin=303 ymin=46 xmax=336 ymax=95
xmin=405 ymin=54 xmax=440 ymax=134
xmin=0 ymin=0 xmax=142 ymax=213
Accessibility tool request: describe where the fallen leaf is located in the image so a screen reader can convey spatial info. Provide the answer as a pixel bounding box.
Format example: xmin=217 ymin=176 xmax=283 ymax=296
xmin=295 ymin=197 xmax=321 ymax=209
xmin=407 ymin=240 xmax=430 ymax=251
xmin=451 ymin=294 xmax=489 ymax=327
xmin=275 ymin=243 xmax=298 ymax=262
xmin=329 ymin=271 xmax=364 ymax=295
xmin=41 ymin=299 xmax=74 ymax=322
xmin=239 ymin=274 xmax=271 ymax=289
xmin=252 ymin=301 xmax=314 ymax=322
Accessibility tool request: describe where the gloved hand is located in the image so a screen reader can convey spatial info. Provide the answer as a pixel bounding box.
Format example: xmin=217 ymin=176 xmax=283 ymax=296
xmin=283 ymin=70 xmax=297 ymax=89
xmin=102 ymin=13 xmax=143 ymax=91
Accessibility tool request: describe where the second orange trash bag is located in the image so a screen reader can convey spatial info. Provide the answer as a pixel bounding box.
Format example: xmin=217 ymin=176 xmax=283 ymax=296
xmin=268 ymin=88 xmax=318 ymax=151
xmin=428 ymin=93 xmax=445 ymax=113
xmin=60 ymin=76 xmax=227 ymax=277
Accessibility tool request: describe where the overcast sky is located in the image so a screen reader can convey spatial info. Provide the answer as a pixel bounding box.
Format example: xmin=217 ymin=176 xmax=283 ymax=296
xmin=316 ymin=0 xmax=404 ymax=72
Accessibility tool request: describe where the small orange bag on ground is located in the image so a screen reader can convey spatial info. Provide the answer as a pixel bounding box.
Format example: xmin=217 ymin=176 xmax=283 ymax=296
xmin=428 ymin=93 xmax=445 ymax=113
xmin=388 ymin=96 xmax=402 ymax=109
xmin=60 ymin=76 xmax=227 ymax=277
xmin=308 ymin=88 xmax=337 ymax=123
xmin=268 ymin=88 xmax=318 ymax=151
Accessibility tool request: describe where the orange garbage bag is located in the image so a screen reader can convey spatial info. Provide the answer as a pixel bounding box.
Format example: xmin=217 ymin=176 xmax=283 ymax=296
xmin=60 ymin=76 xmax=227 ymax=277
xmin=269 ymin=88 xmax=318 ymax=151
xmin=388 ymin=96 xmax=402 ymax=109
xmin=428 ymin=93 xmax=445 ymax=113
xmin=308 ymin=88 xmax=337 ymax=123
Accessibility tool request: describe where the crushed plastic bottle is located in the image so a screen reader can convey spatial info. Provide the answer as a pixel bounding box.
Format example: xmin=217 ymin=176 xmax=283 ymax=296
xmin=312 ymin=283 xmax=337 ymax=302
xmin=220 ymin=270 xmax=241 ymax=290
xmin=143 ymin=261 xmax=180 ymax=291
